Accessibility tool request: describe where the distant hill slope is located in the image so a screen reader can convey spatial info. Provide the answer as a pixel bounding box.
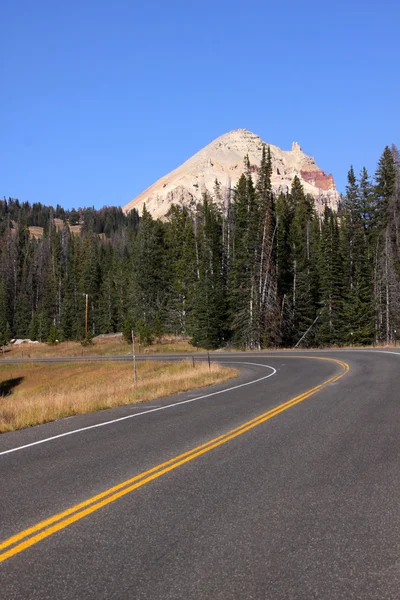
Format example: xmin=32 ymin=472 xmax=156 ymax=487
xmin=123 ymin=129 xmax=340 ymax=218
xmin=28 ymin=219 xmax=82 ymax=239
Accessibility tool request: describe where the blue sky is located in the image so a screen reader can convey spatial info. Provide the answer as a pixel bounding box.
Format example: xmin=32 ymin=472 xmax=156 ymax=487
xmin=2 ymin=0 xmax=399 ymax=209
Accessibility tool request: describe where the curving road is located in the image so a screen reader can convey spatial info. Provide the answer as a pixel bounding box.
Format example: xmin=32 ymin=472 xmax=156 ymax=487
xmin=0 ymin=350 xmax=400 ymax=599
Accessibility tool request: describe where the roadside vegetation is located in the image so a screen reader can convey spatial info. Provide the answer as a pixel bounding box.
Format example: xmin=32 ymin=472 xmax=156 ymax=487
xmin=0 ymin=360 xmax=238 ymax=433
xmin=2 ymin=333 xmax=398 ymax=361
xmin=1 ymin=335 xmax=207 ymax=360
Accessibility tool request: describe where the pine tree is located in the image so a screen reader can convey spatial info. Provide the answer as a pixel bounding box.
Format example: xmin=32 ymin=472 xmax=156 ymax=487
xmin=374 ymin=146 xmax=397 ymax=343
xmin=229 ymin=174 xmax=258 ymax=347
xmin=191 ymin=194 xmax=227 ymax=349
xmin=165 ymin=205 xmax=198 ymax=335
xmin=255 ymin=145 xmax=280 ymax=346
xmin=275 ymin=192 xmax=293 ymax=344
xmin=358 ymin=167 xmax=376 ymax=237
xmin=129 ymin=205 xmax=168 ymax=336
xmin=97 ymin=253 xmax=119 ymax=334
xmin=0 ymin=278 xmax=11 ymax=345
xmin=287 ymin=178 xmax=317 ymax=345
xmin=47 ymin=323 xmax=58 ymax=344
xmin=275 ymin=192 xmax=292 ymax=298
xmin=123 ymin=315 xmax=134 ymax=344
xmin=375 ymin=146 xmax=396 ymax=228
xmin=317 ymin=209 xmax=345 ymax=345
xmin=339 ymin=167 xmax=375 ymax=344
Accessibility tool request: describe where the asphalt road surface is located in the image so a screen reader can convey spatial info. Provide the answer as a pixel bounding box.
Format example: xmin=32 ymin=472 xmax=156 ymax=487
xmin=1 ymin=350 xmax=400 ymax=599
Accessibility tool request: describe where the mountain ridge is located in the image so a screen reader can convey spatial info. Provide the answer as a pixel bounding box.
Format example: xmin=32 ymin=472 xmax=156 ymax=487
xmin=123 ymin=129 xmax=340 ymax=217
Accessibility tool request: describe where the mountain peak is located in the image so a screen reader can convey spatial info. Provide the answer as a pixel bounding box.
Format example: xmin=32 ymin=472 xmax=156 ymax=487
xmin=123 ymin=130 xmax=339 ymax=218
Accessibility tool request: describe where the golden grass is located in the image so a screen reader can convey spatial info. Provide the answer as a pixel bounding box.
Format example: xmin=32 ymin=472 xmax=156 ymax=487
xmin=4 ymin=335 xmax=397 ymax=362
xmin=0 ymin=360 xmax=238 ymax=433
xmin=3 ymin=336 xmax=207 ymax=360
xmin=28 ymin=220 xmax=82 ymax=240
xmin=28 ymin=226 xmax=45 ymax=239
xmin=140 ymin=339 xmax=207 ymax=354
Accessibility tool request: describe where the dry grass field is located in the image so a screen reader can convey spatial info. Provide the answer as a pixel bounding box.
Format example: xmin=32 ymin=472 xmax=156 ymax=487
xmin=28 ymin=219 xmax=82 ymax=239
xmin=3 ymin=336 xmax=207 ymax=360
xmin=0 ymin=360 xmax=238 ymax=433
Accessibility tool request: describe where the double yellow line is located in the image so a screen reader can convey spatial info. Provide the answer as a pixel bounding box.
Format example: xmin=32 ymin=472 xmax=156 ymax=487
xmin=0 ymin=357 xmax=349 ymax=564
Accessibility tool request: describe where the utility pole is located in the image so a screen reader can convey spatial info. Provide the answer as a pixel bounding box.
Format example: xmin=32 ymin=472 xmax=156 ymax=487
xmin=132 ymin=330 xmax=137 ymax=385
xmin=82 ymin=293 xmax=89 ymax=338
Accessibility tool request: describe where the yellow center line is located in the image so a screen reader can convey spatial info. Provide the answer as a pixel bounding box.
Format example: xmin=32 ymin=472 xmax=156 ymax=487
xmin=0 ymin=356 xmax=349 ymax=564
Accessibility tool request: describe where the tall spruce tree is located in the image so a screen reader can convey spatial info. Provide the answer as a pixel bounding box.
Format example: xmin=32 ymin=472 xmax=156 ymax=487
xmin=317 ymin=208 xmax=345 ymax=345
xmin=191 ymin=194 xmax=227 ymax=349
xmin=0 ymin=278 xmax=11 ymax=346
xmin=255 ymin=145 xmax=280 ymax=346
xmin=375 ymin=146 xmax=397 ymax=342
xmin=229 ymin=172 xmax=258 ymax=347
xmin=165 ymin=205 xmax=198 ymax=335
xmin=340 ymin=168 xmax=375 ymax=344
xmin=129 ymin=206 xmax=168 ymax=336
xmin=288 ymin=177 xmax=317 ymax=346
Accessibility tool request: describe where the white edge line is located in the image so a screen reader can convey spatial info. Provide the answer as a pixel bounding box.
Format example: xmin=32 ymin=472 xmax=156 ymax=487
xmin=372 ymin=350 xmax=400 ymax=355
xmin=0 ymin=362 xmax=276 ymax=457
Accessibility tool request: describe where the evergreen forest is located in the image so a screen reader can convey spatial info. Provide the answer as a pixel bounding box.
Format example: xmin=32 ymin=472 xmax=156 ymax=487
xmin=1 ymin=144 xmax=400 ymax=350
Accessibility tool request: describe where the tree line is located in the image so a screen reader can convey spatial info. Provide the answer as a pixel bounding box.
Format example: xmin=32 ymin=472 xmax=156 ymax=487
xmin=1 ymin=144 xmax=399 ymax=349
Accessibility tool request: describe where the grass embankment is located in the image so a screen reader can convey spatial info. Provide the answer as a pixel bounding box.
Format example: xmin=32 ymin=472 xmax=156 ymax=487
xmin=3 ymin=336 xmax=207 ymax=360
xmin=0 ymin=360 xmax=238 ymax=433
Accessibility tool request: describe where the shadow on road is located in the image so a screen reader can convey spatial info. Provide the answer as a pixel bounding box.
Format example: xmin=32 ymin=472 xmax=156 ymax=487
xmin=0 ymin=377 xmax=24 ymax=397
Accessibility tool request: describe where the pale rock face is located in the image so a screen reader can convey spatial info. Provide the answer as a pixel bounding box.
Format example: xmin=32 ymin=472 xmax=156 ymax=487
xmin=123 ymin=129 xmax=340 ymax=218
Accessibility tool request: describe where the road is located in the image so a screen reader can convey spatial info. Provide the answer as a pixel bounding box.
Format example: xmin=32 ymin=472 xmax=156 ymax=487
xmin=1 ymin=350 xmax=400 ymax=599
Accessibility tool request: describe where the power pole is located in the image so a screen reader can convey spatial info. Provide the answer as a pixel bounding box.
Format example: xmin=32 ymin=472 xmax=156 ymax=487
xmin=84 ymin=294 xmax=89 ymax=338
xmin=132 ymin=330 xmax=137 ymax=385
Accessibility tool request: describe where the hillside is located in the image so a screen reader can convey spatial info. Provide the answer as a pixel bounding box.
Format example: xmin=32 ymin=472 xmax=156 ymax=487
xmin=28 ymin=219 xmax=82 ymax=239
xmin=0 ymin=200 xmax=136 ymax=240
xmin=124 ymin=129 xmax=340 ymax=218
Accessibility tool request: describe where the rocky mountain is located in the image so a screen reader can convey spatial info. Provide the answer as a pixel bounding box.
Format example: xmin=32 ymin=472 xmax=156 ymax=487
xmin=123 ymin=129 xmax=340 ymax=218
